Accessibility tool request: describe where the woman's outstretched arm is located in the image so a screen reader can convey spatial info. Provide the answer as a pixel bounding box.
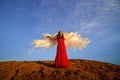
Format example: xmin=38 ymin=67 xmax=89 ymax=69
xmin=46 ymin=35 xmax=57 ymax=41
xmin=64 ymin=34 xmax=74 ymax=40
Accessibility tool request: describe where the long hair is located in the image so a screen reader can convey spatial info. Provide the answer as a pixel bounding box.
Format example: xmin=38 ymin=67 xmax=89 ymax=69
xmin=57 ymin=31 xmax=64 ymax=39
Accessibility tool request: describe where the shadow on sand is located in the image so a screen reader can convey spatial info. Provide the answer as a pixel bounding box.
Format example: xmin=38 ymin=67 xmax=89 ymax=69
xmin=35 ymin=61 xmax=55 ymax=68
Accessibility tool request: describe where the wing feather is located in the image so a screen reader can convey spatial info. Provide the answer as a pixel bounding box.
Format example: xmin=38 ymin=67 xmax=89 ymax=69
xmin=64 ymin=32 xmax=91 ymax=50
xmin=32 ymin=32 xmax=91 ymax=50
xmin=32 ymin=33 xmax=57 ymax=48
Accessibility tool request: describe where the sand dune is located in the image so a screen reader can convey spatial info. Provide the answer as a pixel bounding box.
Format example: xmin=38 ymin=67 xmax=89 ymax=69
xmin=0 ymin=59 xmax=120 ymax=80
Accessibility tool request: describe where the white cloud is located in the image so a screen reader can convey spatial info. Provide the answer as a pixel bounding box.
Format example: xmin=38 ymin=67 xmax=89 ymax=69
xmin=103 ymin=0 xmax=119 ymax=11
xmin=27 ymin=50 xmax=33 ymax=54
xmin=30 ymin=0 xmax=119 ymax=36
xmin=80 ymin=21 xmax=99 ymax=33
xmin=69 ymin=0 xmax=119 ymax=35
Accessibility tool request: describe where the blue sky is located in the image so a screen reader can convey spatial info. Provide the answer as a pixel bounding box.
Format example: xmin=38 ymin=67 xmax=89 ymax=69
xmin=0 ymin=0 xmax=120 ymax=65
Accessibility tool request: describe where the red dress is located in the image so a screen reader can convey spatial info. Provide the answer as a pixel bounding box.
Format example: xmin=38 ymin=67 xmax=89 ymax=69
xmin=55 ymin=37 xmax=69 ymax=68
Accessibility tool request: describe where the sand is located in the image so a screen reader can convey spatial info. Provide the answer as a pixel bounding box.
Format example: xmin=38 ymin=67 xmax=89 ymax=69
xmin=0 ymin=59 xmax=120 ymax=80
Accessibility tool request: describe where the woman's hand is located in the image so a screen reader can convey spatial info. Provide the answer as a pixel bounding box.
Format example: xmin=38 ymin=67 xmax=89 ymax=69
xmin=46 ymin=35 xmax=50 ymax=38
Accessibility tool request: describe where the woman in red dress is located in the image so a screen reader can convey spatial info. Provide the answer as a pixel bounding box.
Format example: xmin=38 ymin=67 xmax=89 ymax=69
xmin=33 ymin=31 xmax=90 ymax=68
xmin=55 ymin=31 xmax=69 ymax=68
xmin=46 ymin=31 xmax=69 ymax=68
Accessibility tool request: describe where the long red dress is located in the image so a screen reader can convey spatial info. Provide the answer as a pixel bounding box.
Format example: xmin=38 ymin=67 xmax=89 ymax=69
xmin=55 ymin=37 xmax=69 ymax=68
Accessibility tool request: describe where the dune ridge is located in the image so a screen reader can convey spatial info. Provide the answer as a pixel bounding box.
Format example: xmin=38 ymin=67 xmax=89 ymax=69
xmin=0 ymin=59 xmax=120 ymax=80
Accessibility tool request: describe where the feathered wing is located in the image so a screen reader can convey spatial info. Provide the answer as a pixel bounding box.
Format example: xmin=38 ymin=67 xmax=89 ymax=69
xmin=32 ymin=32 xmax=91 ymax=50
xmin=32 ymin=33 xmax=57 ymax=48
xmin=64 ymin=32 xmax=91 ymax=50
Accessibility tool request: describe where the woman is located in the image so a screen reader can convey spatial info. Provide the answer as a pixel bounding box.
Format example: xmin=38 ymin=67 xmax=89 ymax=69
xmin=46 ymin=31 xmax=69 ymax=68
xmin=33 ymin=31 xmax=90 ymax=68
xmin=55 ymin=31 xmax=69 ymax=68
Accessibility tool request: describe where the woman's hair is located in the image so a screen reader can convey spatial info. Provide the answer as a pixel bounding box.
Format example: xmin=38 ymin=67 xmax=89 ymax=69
xmin=57 ymin=31 xmax=64 ymax=39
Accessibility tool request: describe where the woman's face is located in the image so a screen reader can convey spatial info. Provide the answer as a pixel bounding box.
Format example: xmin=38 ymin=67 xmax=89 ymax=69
xmin=59 ymin=32 xmax=63 ymax=36
xmin=58 ymin=31 xmax=63 ymax=38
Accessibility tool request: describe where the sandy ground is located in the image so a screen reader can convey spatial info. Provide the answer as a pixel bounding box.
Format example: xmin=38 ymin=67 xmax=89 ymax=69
xmin=0 ymin=59 xmax=120 ymax=80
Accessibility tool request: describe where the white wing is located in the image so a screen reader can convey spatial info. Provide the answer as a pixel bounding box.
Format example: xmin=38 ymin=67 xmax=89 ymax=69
xmin=32 ymin=32 xmax=91 ymax=50
xmin=32 ymin=33 xmax=57 ymax=48
xmin=64 ymin=32 xmax=91 ymax=50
